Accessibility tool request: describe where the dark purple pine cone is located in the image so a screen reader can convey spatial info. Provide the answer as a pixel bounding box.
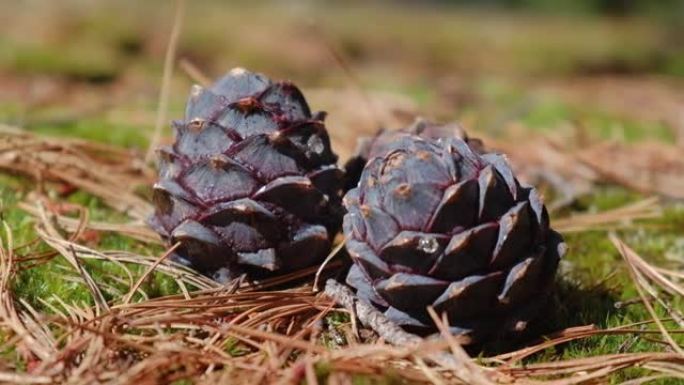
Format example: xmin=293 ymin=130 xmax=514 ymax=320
xmin=149 ymin=68 xmax=344 ymax=281
xmin=342 ymin=129 xmax=565 ymax=342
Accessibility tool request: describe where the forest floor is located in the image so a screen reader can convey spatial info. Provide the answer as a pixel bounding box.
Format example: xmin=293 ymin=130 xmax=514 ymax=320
xmin=0 ymin=1 xmax=682 ymax=384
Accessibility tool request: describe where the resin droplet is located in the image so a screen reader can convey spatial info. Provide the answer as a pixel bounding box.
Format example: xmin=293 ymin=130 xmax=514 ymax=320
xmin=190 ymin=84 xmax=203 ymax=99
xmin=307 ymin=135 xmax=325 ymax=154
xmin=418 ymin=236 xmax=439 ymax=254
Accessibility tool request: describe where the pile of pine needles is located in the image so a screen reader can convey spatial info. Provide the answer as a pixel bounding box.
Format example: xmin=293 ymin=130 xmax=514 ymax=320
xmin=0 ymin=123 xmax=682 ymax=384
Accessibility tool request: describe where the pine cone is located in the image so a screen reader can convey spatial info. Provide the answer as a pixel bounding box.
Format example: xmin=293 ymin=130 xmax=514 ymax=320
xmin=149 ymin=68 xmax=344 ymax=281
xmin=342 ymin=129 xmax=565 ymax=341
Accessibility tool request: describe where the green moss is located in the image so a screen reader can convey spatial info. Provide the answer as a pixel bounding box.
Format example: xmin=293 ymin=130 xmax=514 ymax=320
xmin=170 ymin=380 xmax=194 ymax=385
xmin=663 ymin=52 xmax=684 ymax=76
xmin=0 ymin=102 xmax=24 ymax=123
xmin=518 ymin=97 xmax=676 ymax=142
xmin=0 ymin=173 xmax=179 ymax=311
xmin=0 ymin=40 xmax=120 ymax=82
xmin=580 ymin=112 xmax=676 ymax=142
xmin=520 ymin=98 xmax=571 ymax=130
xmin=27 ymin=119 xmax=149 ymax=149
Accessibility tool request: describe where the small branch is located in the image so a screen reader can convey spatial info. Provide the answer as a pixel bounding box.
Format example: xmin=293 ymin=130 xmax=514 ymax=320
xmin=324 ymin=279 xmax=495 ymax=383
xmin=324 ymin=279 xmax=421 ymax=346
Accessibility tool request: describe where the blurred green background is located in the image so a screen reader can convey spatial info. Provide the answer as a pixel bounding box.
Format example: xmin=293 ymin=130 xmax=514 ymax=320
xmin=1 ymin=0 xmax=683 ymax=156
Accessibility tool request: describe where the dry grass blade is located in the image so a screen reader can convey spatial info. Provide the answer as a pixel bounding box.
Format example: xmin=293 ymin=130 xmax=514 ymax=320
xmin=619 ymin=374 xmax=669 ymax=385
xmin=122 ymin=242 xmax=181 ymax=304
xmin=553 ymin=197 xmax=661 ymax=233
xmin=491 ymin=325 xmax=599 ymax=364
xmin=246 ymin=260 xmax=343 ymax=292
xmin=0 ymin=371 xmax=52 ymax=384
xmin=313 ymin=238 xmax=346 ymax=291
xmin=501 ymin=352 xmax=684 ymax=377
xmin=427 ymin=307 xmax=496 ymax=385
xmin=611 ymin=234 xmax=684 ymax=355
xmin=643 ymin=361 xmax=684 ymax=378
xmin=491 ymin=322 xmax=684 ymax=366
xmin=612 ymin=238 xmax=684 ymax=299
